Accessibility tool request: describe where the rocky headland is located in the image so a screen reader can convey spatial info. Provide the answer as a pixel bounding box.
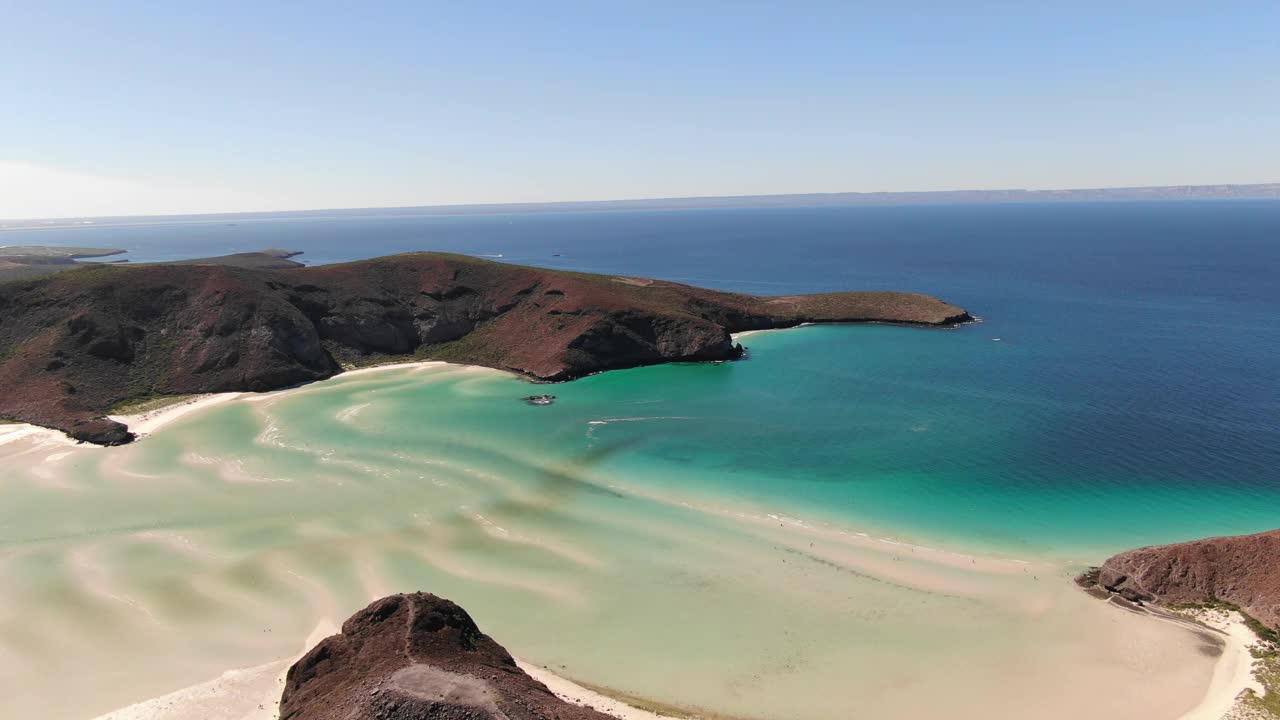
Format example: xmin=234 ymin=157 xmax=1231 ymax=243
xmin=280 ymin=592 xmax=618 ymax=720
xmin=0 ymin=251 xmax=971 ymax=444
xmin=0 ymin=245 xmax=129 ymax=282
xmin=1077 ymin=528 xmax=1280 ymax=632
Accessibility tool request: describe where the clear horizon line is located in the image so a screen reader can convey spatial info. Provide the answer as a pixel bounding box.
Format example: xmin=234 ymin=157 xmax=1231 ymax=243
xmin=5 ymin=180 xmax=1280 ymax=225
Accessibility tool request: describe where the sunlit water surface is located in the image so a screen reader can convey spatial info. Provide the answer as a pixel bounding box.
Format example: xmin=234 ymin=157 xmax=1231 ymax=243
xmin=2 ymin=201 xmax=1278 ymax=718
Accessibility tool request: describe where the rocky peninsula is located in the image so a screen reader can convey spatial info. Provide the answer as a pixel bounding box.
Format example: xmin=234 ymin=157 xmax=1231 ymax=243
xmin=0 ymin=251 xmax=970 ymax=444
xmin=1078 ymin=529 xmax=1280 ymax=717
xmin=1078 ymin=528 xmax=1280 ymax=633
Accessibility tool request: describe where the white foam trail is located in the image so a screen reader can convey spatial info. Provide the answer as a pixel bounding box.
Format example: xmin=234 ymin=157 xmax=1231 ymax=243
xmin=587 ymin=416 xmax=697 ymax=425
xmin=335 ymin=402 xmax=370 ymax=424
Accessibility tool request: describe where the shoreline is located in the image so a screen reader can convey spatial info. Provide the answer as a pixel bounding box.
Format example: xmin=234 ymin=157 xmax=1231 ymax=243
xmin=87 ymin=622 xmax=672 ymax=720
xmin=89 ymin=620 xmax=339 ymax=720
xmin=108 ymin=393 xmax=244 ymax=437
xmin=1171 ymin=609 xmax=1266 ymax=720
xmin=9 ymin=318 xmax=952 ymax=449
xmin=517 ymin=662 xmax=672 ymax=720
xmin=0 ymin=360 xmax=497 ymax=449
xmin=730 ymin=323 xmax=812 ymax=341
xmin=335 ymin=358 xmax=487 ymax=379
xmin=0 ymin=422 xmax=80 ymax=448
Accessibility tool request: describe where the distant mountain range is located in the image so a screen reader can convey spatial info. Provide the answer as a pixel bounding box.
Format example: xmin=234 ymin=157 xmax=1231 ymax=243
xmin=3 ymin=182 xmax=1278 ymax=229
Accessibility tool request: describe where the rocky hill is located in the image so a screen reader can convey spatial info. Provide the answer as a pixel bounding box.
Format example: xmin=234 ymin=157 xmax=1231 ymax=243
xmin=280 ymin=592 xmax=618 ymax=720
xmin=0 ymin=252 xmax=970 ymax=444
xmin=1077 ymin=528 xmax=1280 ymax=631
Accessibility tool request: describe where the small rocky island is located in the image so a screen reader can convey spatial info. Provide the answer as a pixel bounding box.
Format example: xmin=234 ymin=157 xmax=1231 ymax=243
xmin=0 ymin=251 xmax=971 ymax=444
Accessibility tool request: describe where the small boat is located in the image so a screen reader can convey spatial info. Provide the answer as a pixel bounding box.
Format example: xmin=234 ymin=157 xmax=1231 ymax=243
xmin=522 ymin=394 xmax=556 ymax=406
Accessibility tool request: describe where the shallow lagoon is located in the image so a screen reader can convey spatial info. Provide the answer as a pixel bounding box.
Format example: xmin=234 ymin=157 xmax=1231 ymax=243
xmin=0 ymin=336 xmax=1245 ymax=719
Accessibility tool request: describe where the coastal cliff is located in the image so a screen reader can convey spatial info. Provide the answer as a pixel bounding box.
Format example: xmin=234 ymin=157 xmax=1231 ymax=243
xmin=1077 ymin=528 xmax=1280 ymax=632
xmin=280 ymin=593 xmax=618 ymax=720
xmin=0 ymin=252 xmax=970 ymax=445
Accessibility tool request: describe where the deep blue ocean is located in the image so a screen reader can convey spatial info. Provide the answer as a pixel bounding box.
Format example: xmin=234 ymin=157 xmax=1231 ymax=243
xmin=7 ymin=201 xmax=1279 ymax=556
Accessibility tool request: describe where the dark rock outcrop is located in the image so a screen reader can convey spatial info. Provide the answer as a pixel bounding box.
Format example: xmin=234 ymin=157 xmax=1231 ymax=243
xmin=0 ymin=252 xmax=971 ymax=444
xmin=1077 ymin=529 xmax=1280 ymax=631
xmin=280 ymin=593 xmax=617 ymax=720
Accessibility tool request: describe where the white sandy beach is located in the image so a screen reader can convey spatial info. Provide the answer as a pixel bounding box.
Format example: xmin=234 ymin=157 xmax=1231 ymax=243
xmin=1174 ymin=609 xmax=1266 ymax=720
xmin=90 ymin=621 xmax=337 ymax=720
xmin=88 ymin=613 xmax=667 ymax=720
xmin=0 ymin=422 xmax=78 ymax=448
xmin=0 ymin=393 xmax=248 ymax=452
xmin=91 ymin=658 xmax=668 ymax=720
xmin=730 ymin=323 xmax=812 ymax=341
xmin=109 ymin=394 xmax=243 ymax=437
xmin=1 ymin=360 xmax=480 ymax=450
xmin=517 ymin=662 xmax=667 ymax=720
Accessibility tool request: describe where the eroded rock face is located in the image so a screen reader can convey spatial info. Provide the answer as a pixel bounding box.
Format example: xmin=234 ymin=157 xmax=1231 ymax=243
xmin=1077 ymin=529 xmax=1280 ymax=630
xmin=280 ymin=593 xmax=617 ymax=720
xmin=66 ymin=417 xmax=135 ymax=446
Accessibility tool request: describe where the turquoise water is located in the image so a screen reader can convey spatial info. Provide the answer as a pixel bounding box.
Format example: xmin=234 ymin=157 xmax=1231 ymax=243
xmin=9 ymin=201 xmax=1279 ymax=560
xmin=186 ymin=318 xmax=1280 ymax=560
xmin=591 ymin=324 xmax=1280 ymax=557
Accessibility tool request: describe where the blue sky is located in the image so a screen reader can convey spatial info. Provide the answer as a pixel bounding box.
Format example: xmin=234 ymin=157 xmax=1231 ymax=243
xmin=2 ymin=1 xmax=1278 ymax=217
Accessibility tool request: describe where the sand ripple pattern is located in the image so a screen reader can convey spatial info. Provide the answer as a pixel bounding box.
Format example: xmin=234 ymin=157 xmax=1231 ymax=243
xmin=0 ymin=364 xmax=1223 ymax=720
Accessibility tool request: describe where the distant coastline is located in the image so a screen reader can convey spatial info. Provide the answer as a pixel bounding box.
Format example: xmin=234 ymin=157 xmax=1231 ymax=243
xmin=2 ymin=181 xmax=1278 ymax=229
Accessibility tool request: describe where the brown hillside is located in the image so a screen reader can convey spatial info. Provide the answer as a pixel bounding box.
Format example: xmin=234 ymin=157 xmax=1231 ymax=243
xmin=280 ymin=592 xmax=619 ymax=720
xmin=0 ymin=252 xmax=970 ymax=444
xmin=1077 ymin=528 xmax=1280 ymax=631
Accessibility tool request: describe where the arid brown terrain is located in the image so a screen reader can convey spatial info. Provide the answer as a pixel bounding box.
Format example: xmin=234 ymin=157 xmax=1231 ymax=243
xmin=0 ymin=252 xmax=970 ymax=444
xmin=280 ymin=593 xmax=618 ymax=720
xmin=1078 ymin=528 xmax=1280 ymax=631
